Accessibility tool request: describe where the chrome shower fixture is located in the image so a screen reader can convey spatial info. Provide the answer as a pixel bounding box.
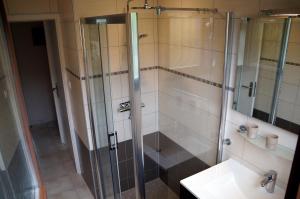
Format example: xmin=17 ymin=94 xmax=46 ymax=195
xmin=128 ymin=0 xmax=218 ymax=16
xmin=138 ymin=33 xmax=148 ymax=39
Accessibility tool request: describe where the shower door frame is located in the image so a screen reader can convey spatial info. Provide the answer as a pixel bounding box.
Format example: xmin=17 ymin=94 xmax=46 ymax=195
xmin=81 ymin=12 xmax=145 ymax=199
xmin=82 ymin=11 xmax=236 ymax=198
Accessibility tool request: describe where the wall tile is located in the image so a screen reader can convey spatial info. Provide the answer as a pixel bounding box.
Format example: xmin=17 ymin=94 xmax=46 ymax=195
xmin=139 ymin=19 xmax=155 ymax=44
xmin=142 ymin=92 xmax=157 ymax=114
xmin=212 ymin=18 xmax=226 ymax=52
xmin=73 ymin=0 xmax=117 ymax=19
xmin=139 ymin=44 xmax=156 ymax=67
xmin=214 ymin=0 xmax=260 ymax=17
xmin=260 ymin=0 xmax=300 ymax=10
xmin=141 ymin=70 xmax=157 ymax=93
xmin=181 ymin=0 xmax=214 ymax=8
xmin=108 ymin=47 xmax=121 ymax=72
xmin=107 ymin=25 xmax=119 ymax=47
xmin=5 ymin=0 xmax=53 ymax=14
xmin=110 ymin=75 xmax=122 ymax=99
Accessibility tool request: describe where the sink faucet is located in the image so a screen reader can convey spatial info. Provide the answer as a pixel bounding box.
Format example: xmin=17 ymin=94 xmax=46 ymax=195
xmin=261 ymin=170 xmax=277 ymax=193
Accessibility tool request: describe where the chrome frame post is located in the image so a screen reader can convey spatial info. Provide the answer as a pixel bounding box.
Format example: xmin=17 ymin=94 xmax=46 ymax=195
xmin=233 ymin=18 xmax=248 ymax=111
xmin=126 ymin=13 xmax=145 ymax=199
xmin=81 ymin=24 xmax=105 ymax=199
xmin=268 ymin=17 xmax=292 ymax=124
xmin=217 ymin=12 xmax=234 ymax=163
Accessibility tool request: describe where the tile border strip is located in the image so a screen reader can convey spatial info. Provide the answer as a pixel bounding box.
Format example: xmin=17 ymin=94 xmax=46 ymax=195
xmin=261 ymin=57 xmax=300 ymax=67
xmin=158 ymin=66 xmax=234 ymax=92
xmin=66 ymin=66 xmax=235 ymax=92
xmin=66 ymin=67 xmax=81 ymax=80
xmin=158 ymin=66 xmax=223 ymax=88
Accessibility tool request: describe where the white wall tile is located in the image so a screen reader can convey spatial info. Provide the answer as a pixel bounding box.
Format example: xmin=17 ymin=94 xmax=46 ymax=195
xmin=110 ymin=75 xmax=122 ymax=99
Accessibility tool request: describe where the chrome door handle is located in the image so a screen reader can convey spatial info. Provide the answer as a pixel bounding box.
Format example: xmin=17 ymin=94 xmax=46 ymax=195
xmin=241 ymin=82 xmax=256 ymax=97
xmin=108 ymin=131 xmax=119 ymax=150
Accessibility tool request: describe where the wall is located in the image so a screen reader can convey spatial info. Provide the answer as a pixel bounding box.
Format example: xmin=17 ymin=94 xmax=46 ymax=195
xmin=11 ymin=22 xmax=57 ymax=126
xmin=4 ymin=0 xmax=58 ymax=15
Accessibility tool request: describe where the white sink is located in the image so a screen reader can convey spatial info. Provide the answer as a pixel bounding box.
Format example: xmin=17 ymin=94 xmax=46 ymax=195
xmin=180 ymin=159 xmax=285 ymax=199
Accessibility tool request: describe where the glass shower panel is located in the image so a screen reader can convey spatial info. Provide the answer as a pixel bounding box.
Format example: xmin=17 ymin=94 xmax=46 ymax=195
xmin=0 ymin=18 xmax=38 ymax=198
xmin=157 ymin=11 xmax=222 ymax=195
xmin=82 ymin=23 xmax=121 ymax=199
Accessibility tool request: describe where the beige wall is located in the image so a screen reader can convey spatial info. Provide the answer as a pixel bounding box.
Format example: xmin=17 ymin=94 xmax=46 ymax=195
xmin=5 ymin=0 xmax=58 ymax=15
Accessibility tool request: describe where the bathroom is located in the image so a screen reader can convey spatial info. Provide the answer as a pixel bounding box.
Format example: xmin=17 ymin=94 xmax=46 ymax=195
xmin=0 ymin=0 xmax=299 ymax=199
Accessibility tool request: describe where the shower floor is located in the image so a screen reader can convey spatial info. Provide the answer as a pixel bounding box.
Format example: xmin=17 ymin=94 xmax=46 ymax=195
xmin=121 ymin=178 xmax=179 ymax=199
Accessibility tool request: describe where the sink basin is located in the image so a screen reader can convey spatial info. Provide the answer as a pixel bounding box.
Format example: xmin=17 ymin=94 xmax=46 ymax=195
xmin=180 ymin=159 xmax=285 ymax=199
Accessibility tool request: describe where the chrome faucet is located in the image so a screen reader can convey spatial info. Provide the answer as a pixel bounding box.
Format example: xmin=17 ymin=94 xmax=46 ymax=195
xmin=261 ymin=170 xmax=277 ymax=193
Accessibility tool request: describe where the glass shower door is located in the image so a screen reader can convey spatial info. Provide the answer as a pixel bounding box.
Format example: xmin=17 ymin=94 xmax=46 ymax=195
xmin=81 ymin=21 xmax=122 ymax=199
xmin=81 ymin=13 xmax=147 ymax=199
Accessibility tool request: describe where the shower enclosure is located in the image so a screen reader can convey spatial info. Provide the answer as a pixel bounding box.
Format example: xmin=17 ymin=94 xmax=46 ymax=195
xmin=81 ymin=8 xmax=233 ymax=199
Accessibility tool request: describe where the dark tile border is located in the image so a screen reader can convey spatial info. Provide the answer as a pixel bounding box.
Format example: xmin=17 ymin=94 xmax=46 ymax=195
xmin=66 ymin=65 xmax=235 ymax=92
xmin=260 ymin=57 xmax=300 ymax=67
xmin=253 ymin=109 xmax=300 ymax=135
xmin=77 ymin=136 xmax=99 ymax=198
xmin=158 ymin=66 xmax=223 ymax=88
xmin=65 ymin=67 xmax=81 ymax=80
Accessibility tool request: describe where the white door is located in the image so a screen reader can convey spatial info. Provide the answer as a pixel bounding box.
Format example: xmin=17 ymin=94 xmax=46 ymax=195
xmin=236 ymin=19 xmax=263 ymax=116
xmin=43 ymin=21 xmax=66 ymax=144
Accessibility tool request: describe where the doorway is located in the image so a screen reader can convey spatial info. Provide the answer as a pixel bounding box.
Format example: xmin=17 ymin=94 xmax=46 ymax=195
xmin=10 ymin=21 xmax=93 ymax=199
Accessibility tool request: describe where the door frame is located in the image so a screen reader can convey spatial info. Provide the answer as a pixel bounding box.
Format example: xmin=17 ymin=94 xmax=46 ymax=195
xmin=0 ymin=1 xmax=46 ymax=198
xmin=43 ymin=20 xmax=66 ymax=144
xmin=7 ymin=13 xmax=81 ymax=173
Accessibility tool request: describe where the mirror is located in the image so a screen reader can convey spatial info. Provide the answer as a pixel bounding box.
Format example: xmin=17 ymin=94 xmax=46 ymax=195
xmin=233 ymin=17 xmax=300 ymax=135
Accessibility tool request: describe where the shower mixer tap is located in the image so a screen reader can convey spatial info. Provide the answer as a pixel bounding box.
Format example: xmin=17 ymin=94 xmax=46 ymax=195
xmin=118 ymin=101 xmax=145 ymax=113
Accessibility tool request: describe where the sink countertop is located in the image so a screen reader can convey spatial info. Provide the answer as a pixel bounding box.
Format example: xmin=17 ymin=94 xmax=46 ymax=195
xmin=180 ymin=159 xmax=285 ymax=199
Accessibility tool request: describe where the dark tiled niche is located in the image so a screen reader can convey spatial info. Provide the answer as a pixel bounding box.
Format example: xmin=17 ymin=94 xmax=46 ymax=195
xmin=117 ymin=132 xmax=210 ymax=195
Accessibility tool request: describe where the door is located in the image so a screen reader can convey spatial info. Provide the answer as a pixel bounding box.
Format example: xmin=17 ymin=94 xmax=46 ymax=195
xmin=81 ymin=13 xmax=147 ymax=199
xmin=235 ymin=19 xmax=264 ymax=116
xmin=234 ymin=18 xmax=286 ymax=118
xmin=43 ymin=21 xmax=67 ymax=144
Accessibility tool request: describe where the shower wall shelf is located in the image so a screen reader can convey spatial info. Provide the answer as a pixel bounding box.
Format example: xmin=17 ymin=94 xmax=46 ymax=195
xmin=237 ymin=131 xmax=295 ymax=161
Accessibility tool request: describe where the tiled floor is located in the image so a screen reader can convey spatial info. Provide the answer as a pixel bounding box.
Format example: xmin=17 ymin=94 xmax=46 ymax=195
xmin=121 ymin=178 xmax=179 ymax=199
xmin=31 ymin=124 xmax=94 ymax=199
